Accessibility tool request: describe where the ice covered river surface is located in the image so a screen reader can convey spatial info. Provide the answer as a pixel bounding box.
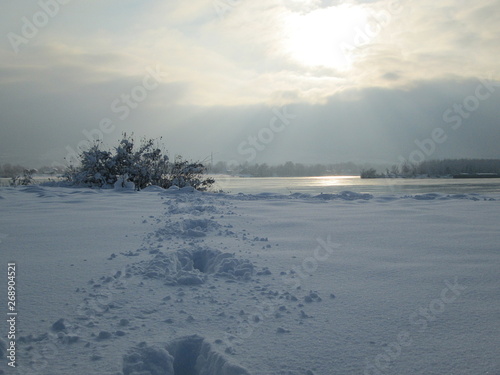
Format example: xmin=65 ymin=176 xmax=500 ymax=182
xmin=212 ymin=175 xmax=500 ymax=195
xmin=1 ymin=175 xmax=499 ymax=195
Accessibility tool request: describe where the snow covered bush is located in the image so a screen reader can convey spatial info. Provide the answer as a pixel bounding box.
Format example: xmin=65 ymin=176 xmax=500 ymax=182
xmin=64 ymin=144 xmax=114 ymax=187
xmin=64 ymin=135 xmax=215 ymax=191
xmin=360 ymin=168 xmax=378 ymax=179
xmin=10 ymin=169 xmax=36 ymax=186
xmin=167 ymin=156 xmax=215 ymax=191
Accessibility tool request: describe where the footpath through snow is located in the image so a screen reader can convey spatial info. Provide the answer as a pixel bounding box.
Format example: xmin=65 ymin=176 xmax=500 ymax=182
xmin=0 ymin=186 xmax=499 ymax=375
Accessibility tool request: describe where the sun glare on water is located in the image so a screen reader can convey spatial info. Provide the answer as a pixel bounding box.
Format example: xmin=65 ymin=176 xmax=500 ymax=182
xmin=281 ymin=5 xmax=370 ymax=70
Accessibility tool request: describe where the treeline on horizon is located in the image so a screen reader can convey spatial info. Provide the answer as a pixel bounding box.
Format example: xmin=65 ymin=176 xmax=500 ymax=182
xmin=0 ymin=164 xmax=64 ymax=178
xmin=210 ymin=159 xmax=500 ymax=178
xmin=209 ymin=161 xmax=365 ymax=177
xmin=361 ymin=158 xmax=500 ymax=178
xmin=2 ymin=158 xmax=500 ymax=179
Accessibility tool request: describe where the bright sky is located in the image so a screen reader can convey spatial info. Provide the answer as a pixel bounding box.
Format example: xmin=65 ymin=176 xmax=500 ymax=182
xmin=1 ymin=0 xmax=499 ymax=166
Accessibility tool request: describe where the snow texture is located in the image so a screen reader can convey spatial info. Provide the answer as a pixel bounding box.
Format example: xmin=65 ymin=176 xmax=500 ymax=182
xmin=0 ymin=186 xmax=498 ymax=375
xmin=129 ymin=248 xmax=254 ymax=285
xmin=114 ymin=174 xmax=136 ymax=191
xmin=123 ymin=336 xmax=250 ymax=375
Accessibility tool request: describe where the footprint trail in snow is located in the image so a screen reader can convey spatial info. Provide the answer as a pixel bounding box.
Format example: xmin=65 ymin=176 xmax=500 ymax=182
xmin=14 ymin=190 xmax=328 ymax=375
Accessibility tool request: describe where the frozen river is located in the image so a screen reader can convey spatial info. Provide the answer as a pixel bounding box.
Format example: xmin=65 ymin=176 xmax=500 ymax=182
xmin=211 ymin=175 xmax=500 ymax=195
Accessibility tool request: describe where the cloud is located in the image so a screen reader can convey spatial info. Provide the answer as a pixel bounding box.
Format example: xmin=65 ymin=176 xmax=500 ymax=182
xmin=3 ymin=0 xmax=499 ymax=105
xmin=0 ymin=0 xmax=499 ymax=166
xmin=1 ymin=73 xmax=498 ymax=167
xmin=348 ymin=0 xmax=500 ymax=87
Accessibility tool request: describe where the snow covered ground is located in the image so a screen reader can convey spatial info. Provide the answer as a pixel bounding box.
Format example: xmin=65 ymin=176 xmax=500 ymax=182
xmin=0 ymin=186 xmax=499 ymax=375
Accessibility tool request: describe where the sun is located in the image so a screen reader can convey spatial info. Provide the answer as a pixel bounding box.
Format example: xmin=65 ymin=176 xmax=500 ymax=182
xmin=281 ymin=5 xmax=370 ymax=70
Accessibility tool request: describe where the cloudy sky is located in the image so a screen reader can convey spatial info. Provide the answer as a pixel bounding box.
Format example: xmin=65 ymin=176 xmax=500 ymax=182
xmin=1 ymin=0 xmax=499 ymax=168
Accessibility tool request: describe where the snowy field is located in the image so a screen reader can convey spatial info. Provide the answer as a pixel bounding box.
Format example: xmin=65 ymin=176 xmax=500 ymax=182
xmin=0 ymin=186 xmax=499 ymax=375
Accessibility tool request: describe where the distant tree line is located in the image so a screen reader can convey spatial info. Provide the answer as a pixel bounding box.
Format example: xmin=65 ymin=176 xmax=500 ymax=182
xmin=210 ymin=161 xmax=367 ymax=177
xmin=0 ymin=164 xmax=64 ymax=178
xmin=361 ymin=159 xmax=500 ymax=178
xmin=4 ymin=158 xmax=499 ymax=181
xmin=0 ymin=164 xmax=29 ymax=178
xmin=0 ymin=165 xmax=38 ymax=186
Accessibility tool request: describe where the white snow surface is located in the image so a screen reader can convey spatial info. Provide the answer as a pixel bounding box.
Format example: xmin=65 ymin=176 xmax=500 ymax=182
xmin=0 ymin=186 xmax=499 ymax=375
